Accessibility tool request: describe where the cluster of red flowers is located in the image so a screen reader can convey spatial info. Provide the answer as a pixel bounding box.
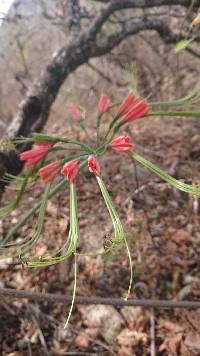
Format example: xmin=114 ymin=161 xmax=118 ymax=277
xmin=20 ymin=92 xmax=149 ymax=184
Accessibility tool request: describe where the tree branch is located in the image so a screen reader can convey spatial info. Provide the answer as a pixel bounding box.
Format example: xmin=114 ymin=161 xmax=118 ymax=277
xmin=87 ymin=0 xmax=196 ymax=39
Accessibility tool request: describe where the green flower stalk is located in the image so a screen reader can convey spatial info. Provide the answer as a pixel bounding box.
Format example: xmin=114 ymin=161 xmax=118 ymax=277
xmin=96 ymin=176 xmax=133 ymax=300
xmin=133 ymin=152 xmax=200 ymax=196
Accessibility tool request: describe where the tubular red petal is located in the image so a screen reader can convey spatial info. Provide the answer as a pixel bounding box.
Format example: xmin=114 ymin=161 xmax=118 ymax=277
xmin=39 ymin=161 xmax=61 ymax=183
xmin=87 ymin=155 xmax=101 ymax=176
xmin=98 ymin=94 xmax=112 ymax=114
xmin=61 ymin=160 xmax=79 ymax=183
xmin=118 ymin=93 xmax=139 ymax=115
xmin=111 ymin=136 xmax=134 ymax=152
xmin=123 ymin=99 xmax=149 ymax=122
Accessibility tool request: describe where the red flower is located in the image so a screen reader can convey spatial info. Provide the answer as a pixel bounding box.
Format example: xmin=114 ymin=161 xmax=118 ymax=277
xmin=111 ymin=136 xmax=134 ymax=152
xmin=98 ymin=94 xmax=111 ymax=114
xmin=20 ymin=142 xmax=54 ymax=167
xmin=87 ymin=155 xmax=101 ymax=176
xmin=70 ymin=103 xmax=81 ymax=120
xmin=39 ymin=160 xmax=61 ymax=183
xmin=118 ymin=93 xmax=139 ymax=115
xmin=61 ymin=159 xmax=79 ymax=183
xmin=122 ymin=99 xmax=149 ymax=123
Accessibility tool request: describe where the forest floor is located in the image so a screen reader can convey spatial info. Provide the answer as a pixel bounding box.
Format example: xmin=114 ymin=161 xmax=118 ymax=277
xmin=0 ymin=111 xmax=200 ymax=355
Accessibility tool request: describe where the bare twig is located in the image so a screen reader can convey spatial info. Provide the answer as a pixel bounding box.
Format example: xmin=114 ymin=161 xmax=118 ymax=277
xmin=150 ymin=309 xmax=156 ymax=356
xmin=0 ymin=287 xmax=200 ymax=309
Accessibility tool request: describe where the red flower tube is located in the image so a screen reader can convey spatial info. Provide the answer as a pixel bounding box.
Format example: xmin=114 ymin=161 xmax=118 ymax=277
xmin=111 ymin=136 xmax=134 ymax=152
xmin=61 ymin=159 xmax=79 ymax=183
xmin=20 ymin=142 xmax=54 ymax=168
xmin=39 ymin=160 xmax=61 ymax=183
xmin=70 ymin=103 xmax=81 ymax=120
xmin=87 ymin=155 xmax=101 ymax=176
xmin=122 ymin=99 xmax=149 ymax=123
xmin=118 ymin=92 xmax=139 ymax=115
xmin=98 ymin=94 xmax=111 ymax=114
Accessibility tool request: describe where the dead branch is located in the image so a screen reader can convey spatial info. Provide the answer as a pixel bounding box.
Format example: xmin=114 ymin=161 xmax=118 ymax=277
xmin=0 ymin=287 xmax=200 ymax=309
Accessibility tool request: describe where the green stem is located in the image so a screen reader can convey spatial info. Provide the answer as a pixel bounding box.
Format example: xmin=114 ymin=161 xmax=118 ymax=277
xmin=32 ymin=133 xmax=92 ymax=151
xmin=149 ymin=92 xmax=198 ymax=108
xmin=78 ymin=120 xmax=91 ymax=142
xmin=149 ymin=111 xmax=200 ymax=117
xmin=103 ymin=115 xmax=120 ymax=143
xmin=96 ymin=115 xmax=101 ymax=145
xmin=64 ymin=252 xmax=77 ymax=329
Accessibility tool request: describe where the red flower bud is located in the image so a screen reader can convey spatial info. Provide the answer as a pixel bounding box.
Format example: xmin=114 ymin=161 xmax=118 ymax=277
xmin=118 ymin=93 xmax=139 ymax=115
xmin=39 ymin=160 xmax=61 ymax=183
xmin=87 ymin=155 xmax=101 ymax=176
xmin=122 ymin=99 xmax=149 ymax=123
xmin=61 ymin=159 xmax=79 ymax=183
xmin=70 ymin=103 xmax=81 ymax=120
xmin=20 ymin=142 xmax=54 ymax=168
xmin=111 ymin=136 xmax=134 ymax=152
xmin=98 ymin=94 xmax=111 ymax=114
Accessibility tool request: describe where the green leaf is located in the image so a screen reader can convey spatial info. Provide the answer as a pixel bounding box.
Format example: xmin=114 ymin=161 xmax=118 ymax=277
xmin=0 ymin=169 xmax=31 ymax=218
xmin=1 ymin=178 xmax=67 ymax=245
xmin=174 ymin=39 xmax=193 ymax=53
xmin=0 ymin=183 xmax=51 ymax=255
xmin=22 ymin=182 xmax=79 ymax=268
xmin=133 ymin=153 xmax=200 ymax=196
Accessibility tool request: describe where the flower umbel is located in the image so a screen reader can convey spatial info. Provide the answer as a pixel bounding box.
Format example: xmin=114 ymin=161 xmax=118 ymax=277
xmin=111 ymin=136 xmax=134 ymax=152
xmin=87 ymin=155 xmax=101 ymax=176
xmin=61 ymin=160 xmax=79 ymax=182
xmin=98 ymin=94 xmax=112 ymax=114
xmin=39 ymin=160 xmax=61 ymax=183
xmin=20 ymin=142 xmax=54 ymax=168
xmin=2 ymin=87 xmax=200 ymax=326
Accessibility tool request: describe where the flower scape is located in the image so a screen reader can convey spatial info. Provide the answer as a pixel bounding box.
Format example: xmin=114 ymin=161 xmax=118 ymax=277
xmin=1 ymin=91 xmax=200 ymax=326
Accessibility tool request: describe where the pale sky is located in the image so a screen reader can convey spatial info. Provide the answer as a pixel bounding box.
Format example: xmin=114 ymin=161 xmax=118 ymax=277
xmin=0 ymin=0 xmax=14 ymax=15
xmin=0 ymin=0 xmax=14 ymax=25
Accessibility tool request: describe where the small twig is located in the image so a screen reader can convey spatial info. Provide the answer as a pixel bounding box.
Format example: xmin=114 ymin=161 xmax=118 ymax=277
xmin=1 ymin=288 xmax=200 ymax=309
xmin=150 ymin=308 xmax=156 ymax=356
xmin=31 ymin=313 xmax=50 ymax=355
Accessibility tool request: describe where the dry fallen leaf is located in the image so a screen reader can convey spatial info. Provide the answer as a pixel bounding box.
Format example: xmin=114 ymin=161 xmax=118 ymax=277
xmin=74 ymin=327 xmax=98 ymax=348
xmin=117 ymin=328 xmax=147 ymax=347
xmin=184 ymin=332 xmax=200 ymax=356
xmin=78 ymin=305 xmax=124 ymax=344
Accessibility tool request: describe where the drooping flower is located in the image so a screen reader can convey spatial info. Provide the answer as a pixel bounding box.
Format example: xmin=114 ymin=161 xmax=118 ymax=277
xmin=61 ymin=159 xmax=79 ymax=183
xmin=20 ymin=142 xmax=54 ymax=168
xmin=122 ymin=99 xmax=149 ymax=123
xmin=118 ymin=92 xmax=139 ymax=115
xmin=98 ymin=94 xmax=111 ymax=114
xmin=87 ymin=155 xmax=101 ymax=176
xmin=70 ymin=103 xmax=81 ymax=120
xmin=111 ymin=136 xmax=134 ymax=152
xmin=39 ymin=160 xmax=61 ymax=183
